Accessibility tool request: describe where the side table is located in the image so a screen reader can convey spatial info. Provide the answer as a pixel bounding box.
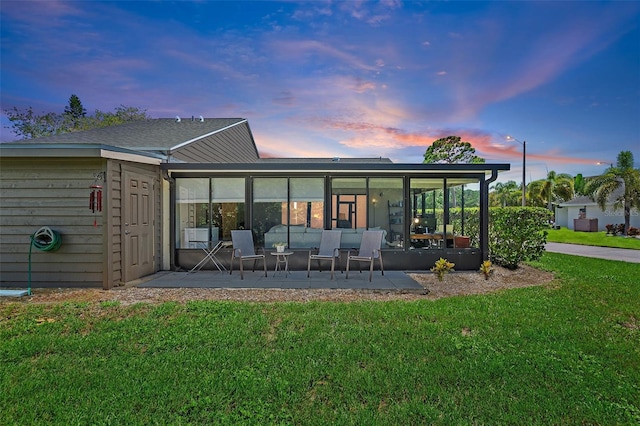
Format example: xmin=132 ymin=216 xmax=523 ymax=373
xmin=270 ymin=251 xmax=293 ymax=277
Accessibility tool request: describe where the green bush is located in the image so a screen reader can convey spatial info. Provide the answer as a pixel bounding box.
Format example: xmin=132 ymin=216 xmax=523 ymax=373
xmin=489 ymin=207 xmax=553 ymax=269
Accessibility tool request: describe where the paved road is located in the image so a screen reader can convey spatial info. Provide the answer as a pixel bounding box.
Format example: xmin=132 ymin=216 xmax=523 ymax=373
xmin=546 ymin=242 xmax=640 ymax=263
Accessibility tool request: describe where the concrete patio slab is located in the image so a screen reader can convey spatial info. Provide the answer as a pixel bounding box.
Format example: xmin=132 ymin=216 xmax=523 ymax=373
xmin=137 ymin=269 xmax=425 ymax=292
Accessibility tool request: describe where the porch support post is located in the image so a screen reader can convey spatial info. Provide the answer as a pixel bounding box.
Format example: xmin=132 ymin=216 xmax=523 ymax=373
xmin=481 ymin=170 xmax=499 ymax=260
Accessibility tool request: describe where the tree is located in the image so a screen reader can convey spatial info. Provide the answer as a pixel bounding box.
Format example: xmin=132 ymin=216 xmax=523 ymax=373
xmin=63 ymin=94 xmax=86 ymax=119
xmin=490 ymin=180 xmax=520 ymax=207
xmin=574 ymin=173 xmax=587 ymax=196
xmin=540 ymin=171 xmax=574 ymax=211
xmin=584 ymin=151 xmax=640 ymax=235
xmin=3 ymin=106 xmax=68 ymax=139
xmin=423 ymin=136 xmax=485 ymax=164
xmin=63 ymin=94 xmax=87 ymax=129
xmin=81 ymin=105 xmax=150 ymax=130
xmin=525 ymin=179 xmax=545 ymax=207
xmin=3 ymin=95 xmax=149 ymax=140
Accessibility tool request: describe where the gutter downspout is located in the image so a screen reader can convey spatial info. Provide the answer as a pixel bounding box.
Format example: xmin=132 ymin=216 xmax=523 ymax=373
xmin=481 ymin=170 xmax=500 ymax=261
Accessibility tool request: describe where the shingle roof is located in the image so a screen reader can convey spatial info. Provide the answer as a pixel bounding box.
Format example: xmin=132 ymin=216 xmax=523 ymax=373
xmin=4 ymin=118 xmax=261 ymax=163
xmin=559 ymin=185 xmax=626 ymax=206
xmin=7 ymin=118 xmax=243 ymax=149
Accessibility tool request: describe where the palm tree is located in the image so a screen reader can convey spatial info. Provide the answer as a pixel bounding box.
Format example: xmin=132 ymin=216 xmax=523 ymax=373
xmin=525 ymin=179 xmax=546 ymax=207
xmin=585 ymin=151 xmax=640 ymax=235
xmin=541 ymin=171 xmax=574 ymax=211
xmin=490 ymin=180 xmax=520 ymax=207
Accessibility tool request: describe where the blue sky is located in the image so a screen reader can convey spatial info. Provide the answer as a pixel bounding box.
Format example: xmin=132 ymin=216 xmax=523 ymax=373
xmin=1 ymin=1 xmax=639 ymax=184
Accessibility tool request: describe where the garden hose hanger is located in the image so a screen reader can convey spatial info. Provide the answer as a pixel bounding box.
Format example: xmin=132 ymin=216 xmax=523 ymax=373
xmin=27 ymin=227 xmax=62 ymax=296
xmin=31 ymin=226 xmax=62 ymax=252
xmin=1 ymin=227 xmax=62 ymax=298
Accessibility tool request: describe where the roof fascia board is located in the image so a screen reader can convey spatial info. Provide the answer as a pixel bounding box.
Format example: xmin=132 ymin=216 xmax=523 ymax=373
xmin=0 ymin=144 xmax=164 ymax=164
xmin=169 ymin=119 xmax=247 ymax=151
xmin=161 ymin=162 xmax=511 ymax=174
xmin=100 ymin=149 xmax=162 ymax=165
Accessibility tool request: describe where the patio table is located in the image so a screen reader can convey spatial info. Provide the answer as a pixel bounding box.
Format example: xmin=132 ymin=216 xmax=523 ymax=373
xmin=189 ymin=240 xmax=229 ymax=273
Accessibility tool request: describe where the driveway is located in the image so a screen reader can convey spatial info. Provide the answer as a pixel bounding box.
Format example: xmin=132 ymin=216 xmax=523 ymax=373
xmin=545 ymin=242 xmax=640 ymax=263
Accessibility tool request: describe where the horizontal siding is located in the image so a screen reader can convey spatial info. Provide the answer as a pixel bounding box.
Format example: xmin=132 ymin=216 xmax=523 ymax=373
xmin=0 ymin=158 xmax=106 ymax=287
xmin=172 ymin=121 xmax=259 ymax=163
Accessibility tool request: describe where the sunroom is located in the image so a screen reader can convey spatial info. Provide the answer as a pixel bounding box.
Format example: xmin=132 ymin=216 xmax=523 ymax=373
xmin=165 ymin=160 xmax=509 ymax=271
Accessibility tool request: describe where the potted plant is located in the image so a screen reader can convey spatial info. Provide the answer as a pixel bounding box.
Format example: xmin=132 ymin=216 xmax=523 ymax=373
xmin=273 ymin=242 xmax=287 ymax=253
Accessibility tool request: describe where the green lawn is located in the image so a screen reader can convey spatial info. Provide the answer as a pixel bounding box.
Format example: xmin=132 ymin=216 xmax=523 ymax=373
xmin=1 ymin=253 xmax=639 ymax=425
xmin=547 ymin=227 xmax=640 ymax=249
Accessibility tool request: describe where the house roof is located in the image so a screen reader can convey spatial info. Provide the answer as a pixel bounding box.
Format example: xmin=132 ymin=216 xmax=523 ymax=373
xmin=163 ymin=161 xmax=511 ymax=185
xmin=258 ymin=157 xmax=394 ymax=164
xmin=559 ymin=186 xmax=626 ymax=207
xmin=2 ymin=118 xmax=261 ymax=163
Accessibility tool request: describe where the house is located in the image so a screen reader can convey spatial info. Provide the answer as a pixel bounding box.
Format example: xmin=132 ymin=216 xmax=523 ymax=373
xmin=555 ymin=186 xmax=640 ymax=231
xmin=0 ymin=118 xmax=509 ymax=289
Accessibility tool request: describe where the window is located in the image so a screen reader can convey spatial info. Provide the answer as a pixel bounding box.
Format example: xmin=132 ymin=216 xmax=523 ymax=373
xmin=410 ymin=178 xmax=444 ymax=249
xmin=211 ymin=177 xmax=245 ymax=241
xmin=290 ymin=178 xmax=324 ymax=229
xmin=331 ymin=178 xmax=366 ymax=229
xmin=254 ymin=177 xmax=324 ymax=249
xmin=369 ymin=177 xmax=403 ymax=246
xmin=253 ymin=178 xmax=287 ymax=248
xmin=176 ymin=178 xmax=209 ymax=248
xmin=409 ymin=177 xmax=480 ymax=249
xmin=175 ymin=177 xmax=245 ymax=248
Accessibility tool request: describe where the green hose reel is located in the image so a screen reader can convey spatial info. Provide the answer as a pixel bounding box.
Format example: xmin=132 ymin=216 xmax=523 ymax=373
xmin=28 ymin=227 xmax=62 ymax=295
xmin=31 ymin=226 xmax=62 ymax=252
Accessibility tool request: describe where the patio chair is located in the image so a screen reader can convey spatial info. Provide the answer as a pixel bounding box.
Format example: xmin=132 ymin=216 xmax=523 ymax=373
xmin=346 ymin=230 xmax=384 ymax=282
xmin=230 ymin=230 xmax=267 ymax=280
xmin=307 ymin=229 xmax=342 ymax=279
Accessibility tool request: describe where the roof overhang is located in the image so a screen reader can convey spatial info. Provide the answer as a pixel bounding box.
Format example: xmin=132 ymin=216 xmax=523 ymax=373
xmin=162 ymin=162 xmax=511 ymax=177
xmin=0 ymin=143 xmax=164 ymax=165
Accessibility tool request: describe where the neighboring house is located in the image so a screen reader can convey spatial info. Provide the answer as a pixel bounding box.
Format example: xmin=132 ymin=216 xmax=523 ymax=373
xmin=1 ymin=118 xmax=510 ymax=289
xmin=555 ymin=187 xmax=640 ymax=231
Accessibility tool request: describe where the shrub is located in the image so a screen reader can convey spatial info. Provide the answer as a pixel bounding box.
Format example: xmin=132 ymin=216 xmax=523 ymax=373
xmin=431 ymin=257 xmax=455 ymax=281
xmin=606 ymin=224 xmax=617 ymax=235
xmin=479 ymin=260 xmax=493 ymax=280
xmin=489 ymin=207 xmax=553 ymax=270
xmin=627 ymin=227 xmax=639 ymax=237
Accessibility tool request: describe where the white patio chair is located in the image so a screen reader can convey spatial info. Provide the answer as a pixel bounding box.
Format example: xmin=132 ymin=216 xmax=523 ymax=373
xmin=307 ymin=230 xmax=342 ymax=279
xmin=346 ymin=230 xmax=384 ymax=282
xmin=230 ymin=230 xmax=267 ymax=280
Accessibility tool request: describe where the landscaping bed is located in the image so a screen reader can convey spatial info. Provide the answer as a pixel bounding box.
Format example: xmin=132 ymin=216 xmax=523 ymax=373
xmin=3 ymin=264 xmax=554 ymax=305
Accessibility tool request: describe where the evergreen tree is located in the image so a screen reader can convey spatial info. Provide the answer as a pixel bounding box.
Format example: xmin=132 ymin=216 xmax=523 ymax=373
xmin=63 ymin=94 xmax=87 ymax=129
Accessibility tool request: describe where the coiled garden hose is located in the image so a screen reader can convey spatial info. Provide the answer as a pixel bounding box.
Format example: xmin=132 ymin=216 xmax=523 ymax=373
xmin=28 ymin=227 xmax=62 ymax=295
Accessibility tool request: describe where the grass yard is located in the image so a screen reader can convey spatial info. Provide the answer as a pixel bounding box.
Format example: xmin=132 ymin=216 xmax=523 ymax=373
xmin=1 ymin=253 xmax=639 ymax=425
xmin=547 ymin=227 xmax=640 ymax=249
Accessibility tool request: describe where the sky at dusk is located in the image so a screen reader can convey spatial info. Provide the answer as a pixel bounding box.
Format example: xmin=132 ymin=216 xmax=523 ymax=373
xmin=1 ymin=0 xmax=639 ymax=184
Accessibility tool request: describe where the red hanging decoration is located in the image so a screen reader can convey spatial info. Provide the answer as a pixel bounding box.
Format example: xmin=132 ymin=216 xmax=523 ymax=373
xmin=90 ymin=184 xmax=103 ymax=227
xmin=89 ymin=184 xmax=103 ymax=213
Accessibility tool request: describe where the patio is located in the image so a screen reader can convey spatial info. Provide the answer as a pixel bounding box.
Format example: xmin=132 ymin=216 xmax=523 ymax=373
xmin=136 ymin=269 xmax=425 ymax=292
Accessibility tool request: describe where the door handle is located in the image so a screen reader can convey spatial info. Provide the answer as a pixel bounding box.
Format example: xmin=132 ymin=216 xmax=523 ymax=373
xmin=125 ymin=230 xmax=130 ymax=235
